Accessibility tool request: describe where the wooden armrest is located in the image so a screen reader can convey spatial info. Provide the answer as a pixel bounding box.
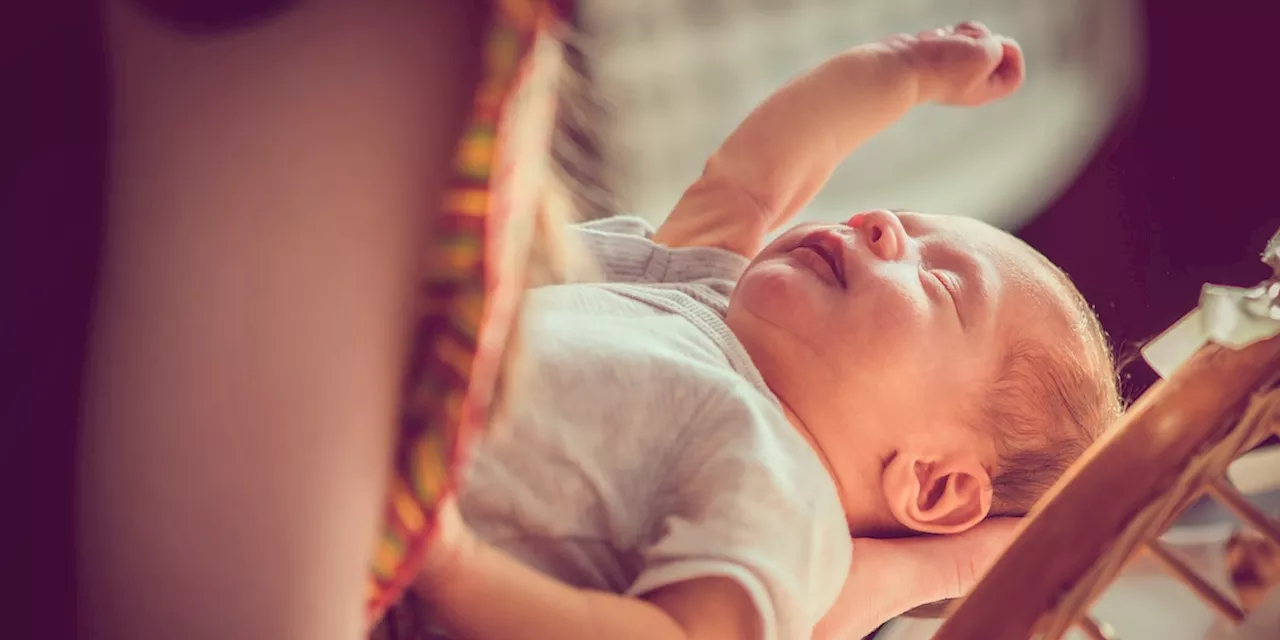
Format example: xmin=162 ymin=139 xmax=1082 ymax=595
xmin=935 ymin=334 xmax=1280 ymax=640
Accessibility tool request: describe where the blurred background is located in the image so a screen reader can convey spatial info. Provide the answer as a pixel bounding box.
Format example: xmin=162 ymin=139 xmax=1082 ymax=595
xmin=4 ymin=0 xmax=1279 ymax=638
xmin=579 ymin=0 xmax=1141 ymax=232
xmin=562 ymin=0 xmax=1276 ymax=401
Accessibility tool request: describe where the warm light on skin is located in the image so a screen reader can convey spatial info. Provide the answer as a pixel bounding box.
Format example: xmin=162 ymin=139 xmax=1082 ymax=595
xmin=726 ymin=209 xmax=1083 ymax=537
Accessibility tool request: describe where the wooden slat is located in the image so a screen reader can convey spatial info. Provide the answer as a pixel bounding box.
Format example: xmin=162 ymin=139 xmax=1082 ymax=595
xmin=1225 ymin=584 xmax=1280 ymax=640
xmin=1208 ymin=478 xmax=1280 ymax=547
xmin=934 ymin=335 xmax=1280 ymax=640
xmin=1157 ymin=486 xmax=1208 ymax=534
xmin=1074 ymin=616 xmax=1114 ymax=640
xmin=1145 ymin=541 xmax=1245 ymax=623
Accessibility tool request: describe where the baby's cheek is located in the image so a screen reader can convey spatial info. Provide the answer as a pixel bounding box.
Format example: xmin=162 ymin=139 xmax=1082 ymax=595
xmin=852 ymin=276 xmax=931 ymax=334
xmin=734 ymin=261 xmax=823 ymax=320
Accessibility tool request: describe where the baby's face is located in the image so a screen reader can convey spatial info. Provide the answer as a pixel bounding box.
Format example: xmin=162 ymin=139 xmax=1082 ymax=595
xmin=726 ymin=210 xmax=1073 ymax=455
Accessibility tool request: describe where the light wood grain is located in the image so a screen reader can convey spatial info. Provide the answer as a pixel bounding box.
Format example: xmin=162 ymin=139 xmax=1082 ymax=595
xmin=1074 ymin=616 xmax=1113 ymax=640
xmin=1208 ymin=478 xmax=1280 ymax=547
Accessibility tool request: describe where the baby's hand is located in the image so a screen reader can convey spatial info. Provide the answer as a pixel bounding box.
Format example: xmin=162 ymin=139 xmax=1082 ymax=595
xmin=883 ymin=21 xmax=1025 ymax=107
xmin=413 ymin=495 xmax=478 ymax=599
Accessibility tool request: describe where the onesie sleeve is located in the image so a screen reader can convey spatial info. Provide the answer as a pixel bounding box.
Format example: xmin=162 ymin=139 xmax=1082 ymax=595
xmin=625 ymin=385 xmax=853 ymax=640
xmin=570 ymin=216 xmax=749 ymax=294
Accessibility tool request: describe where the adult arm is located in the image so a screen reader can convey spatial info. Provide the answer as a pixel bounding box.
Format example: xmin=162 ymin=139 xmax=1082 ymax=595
xmin=79 ymin=2 xmax=483 ymax=638
xmin=815 ymin=519 xmax=1023 ymax=639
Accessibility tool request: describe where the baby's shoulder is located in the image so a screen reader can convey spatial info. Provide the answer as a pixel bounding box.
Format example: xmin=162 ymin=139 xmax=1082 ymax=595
xmin=569 ymin=215 xmax=749 ymax=289
xmin=664 ymin=378 xmax=840 ymax=507
xmin=655 ymin=378 xmax=854 ymax=626
xmin=587 ymin=325 xmax=753 ymax=414
xmin=684 ymin=376 xmax=796 ymax=441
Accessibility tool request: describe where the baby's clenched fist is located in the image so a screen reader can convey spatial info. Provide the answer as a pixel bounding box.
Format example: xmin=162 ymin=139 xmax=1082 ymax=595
xmin=882 ymin=21 xmax=1025 ymax=107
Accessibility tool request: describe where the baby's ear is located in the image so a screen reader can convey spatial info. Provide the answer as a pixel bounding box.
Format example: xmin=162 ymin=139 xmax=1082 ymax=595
xmin=881 ymin=453 xmax=992 ymax=535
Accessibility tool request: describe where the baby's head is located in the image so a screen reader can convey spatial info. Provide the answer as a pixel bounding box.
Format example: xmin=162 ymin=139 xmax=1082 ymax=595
xmin=725 ymin=209 xmax=1120 ymax=536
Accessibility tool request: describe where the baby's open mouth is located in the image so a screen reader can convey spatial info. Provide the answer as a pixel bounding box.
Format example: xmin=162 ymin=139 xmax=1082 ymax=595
xmin=794 ymin=239 xmax=846 ymax=288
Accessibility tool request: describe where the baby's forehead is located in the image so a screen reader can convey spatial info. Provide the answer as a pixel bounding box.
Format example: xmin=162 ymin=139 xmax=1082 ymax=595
xmin=912 ymin=213 xmax=1048 ymax=270
xmin=995 ymin=243 xmax=1085 ymax=339
xmin=904 ymin=211 xmax=1008 ymax=248
xmin=917 ymin=215 xmax=1079 ymax=324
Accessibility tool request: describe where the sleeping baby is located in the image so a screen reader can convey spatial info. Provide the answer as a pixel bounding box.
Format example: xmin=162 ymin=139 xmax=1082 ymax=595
xmin=410 ymin=21 xmax=1122 ymax=640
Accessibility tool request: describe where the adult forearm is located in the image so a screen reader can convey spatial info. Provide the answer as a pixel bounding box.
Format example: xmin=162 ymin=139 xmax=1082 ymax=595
xmin=79 ymin=2 xmax=482 ymax=638
xmin=700 ymin=45 xmax=921 ymax=228
xmin=417 ymin=540 xmax=686 ymax=640
xmin=813 ymin=538 xmax=950 ymax=640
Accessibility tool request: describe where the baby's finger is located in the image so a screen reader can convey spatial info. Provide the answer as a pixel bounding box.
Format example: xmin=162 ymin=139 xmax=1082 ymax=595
xmin=989 ymin=36 xmax=1026 ymax=94
xmin=916 ymin=27 xmax=949 ymax=41
xmin=954 ymin=21 xmax=992 ymax=39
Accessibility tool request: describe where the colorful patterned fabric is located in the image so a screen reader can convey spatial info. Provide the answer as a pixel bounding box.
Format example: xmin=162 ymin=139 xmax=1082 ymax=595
xmin=366 ymin=0 xmax=567 ymax=624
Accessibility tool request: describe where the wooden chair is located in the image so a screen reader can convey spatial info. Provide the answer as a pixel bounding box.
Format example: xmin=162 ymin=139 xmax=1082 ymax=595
xmin=934 ymin=236 xmax=1280 ymax=640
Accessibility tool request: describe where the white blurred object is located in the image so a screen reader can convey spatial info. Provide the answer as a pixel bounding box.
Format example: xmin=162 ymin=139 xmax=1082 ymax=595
xmin=1141 ymin=227 xmax=1280 ymax=378
xmin=1142 ymin=309 xmax=1211 ymax=380
xmin=578 ymin=0 xmax=1145 ymax=229
xmin=1228 ymin=446 xmax=1280 ymax=496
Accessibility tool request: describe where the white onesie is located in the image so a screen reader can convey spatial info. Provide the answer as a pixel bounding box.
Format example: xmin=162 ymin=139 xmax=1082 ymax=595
xmin=457 ymin=216 xmax=853 ymax=640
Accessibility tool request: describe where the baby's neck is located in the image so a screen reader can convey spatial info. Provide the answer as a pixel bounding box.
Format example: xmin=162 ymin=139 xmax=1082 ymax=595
xmin=745 ymin=344 xmax=900 ymax=534
xmin=775 ymin=402 xmax=839 ymax=485
xmin=775 ymin=401 xmax=907 ymax=536
xmin=774 ymin=402 xmax=864 ymax=532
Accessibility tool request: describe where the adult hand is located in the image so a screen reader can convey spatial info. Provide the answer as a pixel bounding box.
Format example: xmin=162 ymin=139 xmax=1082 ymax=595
xmin=815 ymin=518 xmax=1024 ymax=639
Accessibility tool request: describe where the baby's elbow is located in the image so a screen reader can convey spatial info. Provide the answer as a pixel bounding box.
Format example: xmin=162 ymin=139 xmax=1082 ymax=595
xmin=643 ymin=577 xmax=765 ymax=640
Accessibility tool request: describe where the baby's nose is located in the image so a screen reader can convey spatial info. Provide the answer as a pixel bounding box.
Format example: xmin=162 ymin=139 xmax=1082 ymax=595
xmin=848 ymin=209 xmax=905 ymax=261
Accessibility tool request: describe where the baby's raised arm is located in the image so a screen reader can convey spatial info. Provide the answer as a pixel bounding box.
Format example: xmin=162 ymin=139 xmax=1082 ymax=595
xmin=654 ymin=22 xmax=1023 ymax=257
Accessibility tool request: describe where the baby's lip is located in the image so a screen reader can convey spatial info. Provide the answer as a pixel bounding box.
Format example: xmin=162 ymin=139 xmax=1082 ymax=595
xmin=795 ymin=229 xmax=848 ymax=288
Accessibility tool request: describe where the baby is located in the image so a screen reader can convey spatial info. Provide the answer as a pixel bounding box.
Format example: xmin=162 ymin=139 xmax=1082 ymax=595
xmin=412 ymin=22 xmax=1121 ymax=640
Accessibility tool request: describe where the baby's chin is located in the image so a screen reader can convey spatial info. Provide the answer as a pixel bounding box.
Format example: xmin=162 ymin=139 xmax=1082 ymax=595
xmin=731 ymin=258 xmax=829 ymax=325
